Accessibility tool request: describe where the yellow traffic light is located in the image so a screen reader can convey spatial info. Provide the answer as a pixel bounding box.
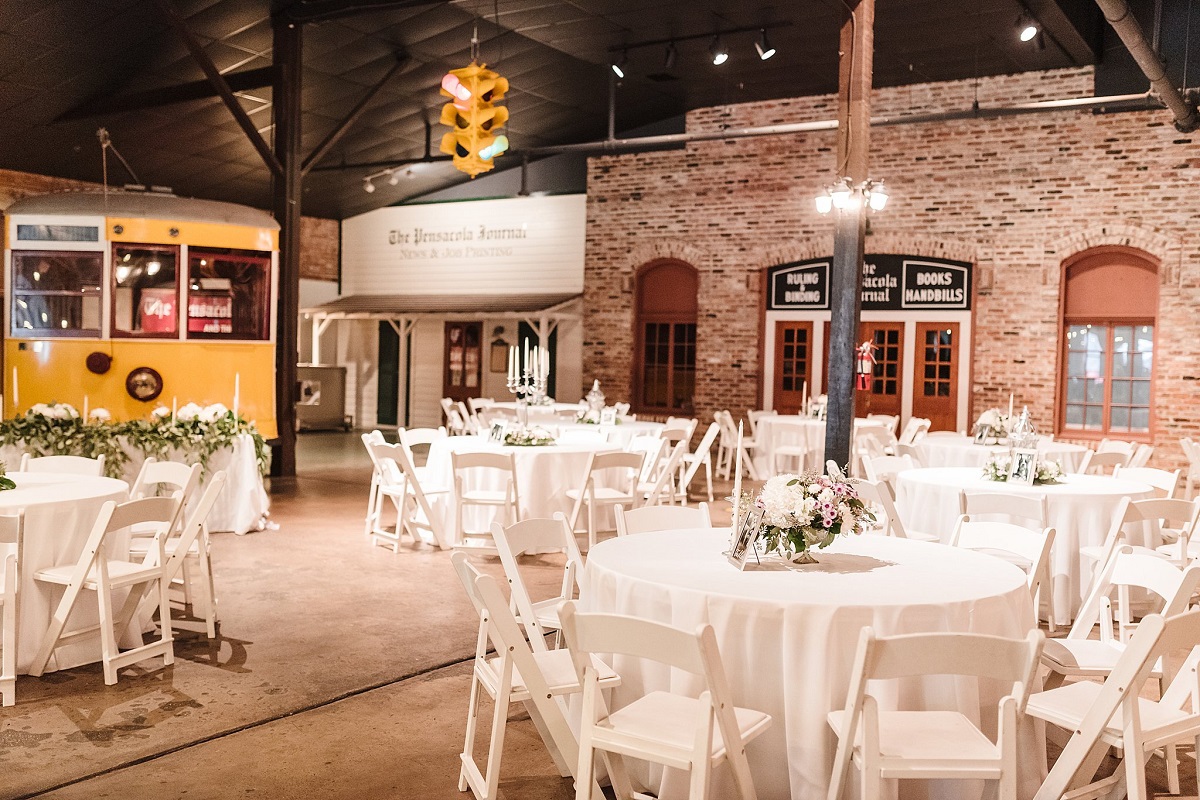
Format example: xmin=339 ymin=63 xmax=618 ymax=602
xmin=438 ymin=63 xmax=510 ymax=178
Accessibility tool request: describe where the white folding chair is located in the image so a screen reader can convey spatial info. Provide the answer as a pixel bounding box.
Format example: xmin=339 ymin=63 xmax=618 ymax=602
xmin=456 ymin=401 xmax=479 ymax=435
xmin=891 ymin=442 xmax=925 ymax=466
xmin=491 ymin=514 xmax=584 ymax=651
xmin=1099 ymin=438 xmax=1137 ymax=456
xmin=678 ymin=422 xmax=720 ymax=504
xmin=626 ymin=434 xmax=668 ymax=486
xmin=1113 ymin=465 xmax=1181 ymax=498
xmin=859 ymin=454 xmax=916 ymax=493
xmin=714 ymin=410 xmax=761 ymax=481
xmin=951 ymin=514 xmax=1057 ymax=631
xmin=1030 ymin=610 xmax=1200 ymax=800
xmin=19 ymin=453 xmax=106 ymax=476
xmin=1128 ymin=443 xmax=1154 ymax=468
xmin=959 ymin=492 xmax=1048 ymax=530
xmin=452 ymin=451 xmax=520 ymax=551
xmin=0 ymin=512 xmax=22 ymax=706
xmin=896 ymin=417 xmax=930 ymax=445
xmin=1079 ymin=497 xmax=1184 ymax=586
xmin=1152 ymin=498 xmax=1200 ymax=562
xmin=1041 ymin=547 xmax=1200 ymax=701
xmin=746 ymin=409 xmax=777 ymax=440
xmin=451 ymin=553 xmax=618 ymax=800
xmin=566 ymin=451 xmax=645 ymax=550
xmin=854 ymin=478 xmax=939 ymax=542
xmin=1180 ymin=437 xmax=1200 ymax=500
xmin=442 ymin=398 xmax=468 ymax=435
xmin=559 ymin=428 xmax=609 ymax=445
xmin=866 ymin=414 xmax=900 ymax=438
xmin=615 ymin=503 xmax=712 ymax=536
xmin=827 ymin=626 xmax=1044 ymax=800
xmin=398 ymin=425 xmax=448 ymax=453
xmin=28 ymin=495 xmax=183 ymax=685
xmin=369 ymin=441 xmax=451 ymax=551
xmin=361 ymin=431 xmax=388 ymax=536
xmin=559 ymin=601 xmax=772 ymax=800
xmin=639 ymin=441 xmax=688 ymax=507
xmin=1080 ymin=450 xmax=1128 ymax=475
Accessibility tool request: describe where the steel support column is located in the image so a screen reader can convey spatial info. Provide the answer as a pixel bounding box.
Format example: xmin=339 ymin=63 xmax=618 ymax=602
xmin=273 ymin=18 xmax=303 ymax=477
xmin=824 ymin=0 xmax=875 ymax=471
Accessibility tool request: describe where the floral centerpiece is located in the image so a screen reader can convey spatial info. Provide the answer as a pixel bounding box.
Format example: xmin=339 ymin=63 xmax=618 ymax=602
xmin=753 ymin=471 xmax=875 ymax=564
xmin=975 ymin=408 xmax=1014 ymax=438
xmin=575 ymin=408 xmax=622 ymax=425
xmin=0 ymin=462 xmax=14 ymax=491
xmin=982 ymin=454 xmax=1064 ymax=485
xmin=504 ymin=427 xmax=555 ymax=447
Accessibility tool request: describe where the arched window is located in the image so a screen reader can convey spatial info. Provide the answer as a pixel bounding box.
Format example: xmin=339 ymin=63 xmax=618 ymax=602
xmin=633 ymin=260 xmax=698 ymax=414
xmin=1059 ymin=247 xmax=1158 ymax=438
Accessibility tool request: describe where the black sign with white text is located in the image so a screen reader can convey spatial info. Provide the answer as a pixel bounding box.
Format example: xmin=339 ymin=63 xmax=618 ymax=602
xmin=767 ymin=254 xmax=972 ymax=311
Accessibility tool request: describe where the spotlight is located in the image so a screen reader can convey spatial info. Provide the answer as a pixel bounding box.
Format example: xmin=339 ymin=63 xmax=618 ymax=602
xmin=755 ymin=29 xmax=775 ymax=60
xmin=387 ymin=169 xmax=400 ymax=186
xmin=1016 ymin=12 xmax=1038 ymax=42
xmin=664 ymin=41 xmax=677 ymax=70
xmin=611 ymin=50 xmax=627 ymax=78
xmin=363 ymin=177 xmax=376 ymax=193
xmin=709 ymin=35 xmax=728 ymax=66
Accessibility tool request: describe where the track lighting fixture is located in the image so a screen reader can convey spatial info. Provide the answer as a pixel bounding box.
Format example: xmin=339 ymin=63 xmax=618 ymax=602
xmin=709 ymin=35 xmax=728 ymax=66
xmin=1016 ymin=11 xmax=1039 ymax=42
xmin=611 ymin=50 xmax=627 ymax=78
xmin=755 ymin=29 xmax=775 ymax=60
xmin=387 ymin=169 xmax=400 ymax=186
xmin=363 ymin=177 xmax=376 ymax=193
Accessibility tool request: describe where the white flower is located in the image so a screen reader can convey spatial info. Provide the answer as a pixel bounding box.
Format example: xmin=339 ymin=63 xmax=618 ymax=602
xmin=176 ymin=402 xmax=203 ymax=422
xmin=201 ymin=403 xmax=229 ymax=422
xmin=89 ymin=408 xmax=112 ymax=422
xmin=152 ymin=406 xmax=171 ymax=419
xmin=28 ymin=403 xmax=53 ymax=418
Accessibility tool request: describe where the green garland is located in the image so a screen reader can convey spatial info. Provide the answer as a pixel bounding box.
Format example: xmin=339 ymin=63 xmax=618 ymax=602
xmin=0 ymin=409 xmax=270 ymax=479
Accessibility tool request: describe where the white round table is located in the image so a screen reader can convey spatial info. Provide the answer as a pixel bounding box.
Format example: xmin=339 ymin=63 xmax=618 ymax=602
xmin=551 ymin=420 xmax=663 ymax=448
xmin=0 ymin=472 xmax=130 ymax=673
xmin=755 ymin=417 xmax=889 ymax=474
xmin=895 ymin=467 xmax=1155 ymax=624
xmin=916 ymin=435 xmax=1089 ymax=471
xmin=424 ymin=436 xmax=621 ymax=542
xmin=582 ymin=530 xmax=1037 ymax=800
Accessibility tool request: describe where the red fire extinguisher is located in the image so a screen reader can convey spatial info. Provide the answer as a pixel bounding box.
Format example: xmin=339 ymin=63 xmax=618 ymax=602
xmin=855 ymin=340 xmax=876 ymax=390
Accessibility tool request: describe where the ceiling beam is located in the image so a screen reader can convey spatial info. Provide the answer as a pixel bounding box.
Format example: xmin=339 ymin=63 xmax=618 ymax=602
xmin=276 ymin=0 xmax=449 ymax=25
xmin=301 ymin=55 xmax=408 ymax=175
xmin=1026 ymin=0 xmax=1100 ymax=65
xmin=55 ymin=67 xmax=279 ymax=122
xmin=152 ymin=0 xmax=283 ymax=178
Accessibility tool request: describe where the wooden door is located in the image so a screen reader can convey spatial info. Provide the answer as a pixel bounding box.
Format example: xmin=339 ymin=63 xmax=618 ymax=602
xmin=773 ymin=321 xmax=813 ymax=413
xmin=913 ymin=322 xmax=959 ymax=431
xmin=855 ymin=322 xmax=904 ymax=417
xmin=444 ymin=322 xmax=482 ymax=403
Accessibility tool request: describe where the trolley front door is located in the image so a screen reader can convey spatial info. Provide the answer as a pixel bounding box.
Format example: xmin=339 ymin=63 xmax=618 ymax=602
xmin=772 ymin=320 xmax=814 ymax=414
xmin=443 ymin=321 xmax=482 ymax=403
xmin=855 ymin=322 xmax=904 ymax=418
xmin=913 ymin=322 xmax=960 ymax=431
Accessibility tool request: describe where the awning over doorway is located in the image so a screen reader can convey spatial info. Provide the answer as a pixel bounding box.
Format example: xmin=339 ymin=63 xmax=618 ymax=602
xmin=301 ymin=292 xmax=581 ymax=320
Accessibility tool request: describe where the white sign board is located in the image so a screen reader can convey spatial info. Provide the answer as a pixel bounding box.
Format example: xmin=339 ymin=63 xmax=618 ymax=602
xmin=341 ymin=194 xmax=586 ymax=296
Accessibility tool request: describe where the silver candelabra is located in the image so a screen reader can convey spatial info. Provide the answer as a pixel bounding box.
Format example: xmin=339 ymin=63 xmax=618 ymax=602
xmin=506 ymin=344 xmax=550 ymax=429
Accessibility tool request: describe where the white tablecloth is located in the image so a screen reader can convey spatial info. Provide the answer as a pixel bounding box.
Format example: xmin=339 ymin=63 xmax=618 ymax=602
xmin=582 ymin=530 xmax=1036 ymax=800
xmin=916 ymin=435 xmax=1089 ymax=472
xmin=895 ymin=467 xmax=1155 ymax=624
xmin=0 ymin=473 xmax=131 ymax=673
xmin=0 ymin=433 xmax=268 ymax=534
xmin=755 ymin=417 xmax=889 ymax=474
xmin=551 ymin=420 xmax=663 ymax=448
xmin=424 ymin=437 xmax=619 ymax=542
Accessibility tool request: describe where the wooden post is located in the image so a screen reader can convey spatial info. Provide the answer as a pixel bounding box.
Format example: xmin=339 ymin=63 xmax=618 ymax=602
xmin=272 ymin=18 xmax=302 ymax=477
xmin=824 ymin=0 xmax=874 ymax=471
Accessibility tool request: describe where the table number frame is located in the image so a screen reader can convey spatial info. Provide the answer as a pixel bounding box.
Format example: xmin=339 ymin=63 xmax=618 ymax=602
xmin=727 ymin=507 xmax=764 ymax=570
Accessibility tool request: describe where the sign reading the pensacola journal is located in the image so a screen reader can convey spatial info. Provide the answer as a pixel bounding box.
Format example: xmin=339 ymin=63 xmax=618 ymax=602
xmin=340 ymin=194 xmax=586 ymax=296
xmin=767 ymin=254 xmax=972 ymax=311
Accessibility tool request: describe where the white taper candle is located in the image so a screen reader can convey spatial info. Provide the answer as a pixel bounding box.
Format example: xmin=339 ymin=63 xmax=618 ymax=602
xmin=731 ymin=421 xmax=744 ymax=534
xmin=11 ymin=368 xmax=17 ymax=412
xmin=234 ymin=373 xmax=240 ymax=418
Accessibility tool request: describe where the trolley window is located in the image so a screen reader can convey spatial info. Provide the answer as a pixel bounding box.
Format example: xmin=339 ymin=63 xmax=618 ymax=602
xmin=112 ymin=244 xmax=180 ymax=338
xmin=187 ymin=248 xmax=271 ymax=341
xmin=11 ymin=250 xmax=102 ymax=337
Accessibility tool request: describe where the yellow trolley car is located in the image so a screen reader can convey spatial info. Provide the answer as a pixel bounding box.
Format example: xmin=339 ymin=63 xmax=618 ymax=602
xmin=3 ymin=190 xmax=278 ymax=438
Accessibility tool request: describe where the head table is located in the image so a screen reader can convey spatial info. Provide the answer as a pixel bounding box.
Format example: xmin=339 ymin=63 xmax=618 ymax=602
xmin=581 ymin=529 xmax=1038 ymax=800
xmin=895 ymin=467 xmax=1155 ymax=625
xmin=0 ymin=472 xmax=132 ymax=673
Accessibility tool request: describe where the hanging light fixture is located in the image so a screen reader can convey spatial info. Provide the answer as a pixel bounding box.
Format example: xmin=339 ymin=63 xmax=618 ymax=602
xmin=363 ymin=177 xmax=376 ymax=193
xmin=754 ymin=29 xmax=776 ymax=60
xmin=664 ymin=41 xmax=677 ymax=70
xmin=611 ymin=49 xmax=627 ymax=78
xmin=814 ymin=189 xmax=833 ymax=215
xmin=709 ymin=35 xmax=729 ymax=66
xmin=865 ymin=180 xmax=889 ymax=211
xmin=814 ymin=178 xmax=891 ymax=215
xmin=830 ymin=178 xmax=854 ymax=209
xmin=1016 ymin=11 xmax=1039 ymax=42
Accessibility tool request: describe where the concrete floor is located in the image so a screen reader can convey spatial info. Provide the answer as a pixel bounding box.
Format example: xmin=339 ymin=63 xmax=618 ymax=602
xmin=0 ymin=431 xmax=1191 ymax=799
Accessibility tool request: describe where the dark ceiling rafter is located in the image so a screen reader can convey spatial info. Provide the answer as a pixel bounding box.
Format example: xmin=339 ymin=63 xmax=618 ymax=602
xmin=276 ymin=0 xmax=451 ymax=24
xmin=151 ymin=0 xmax=283 ymax=177
xmin=301 ymin=53 xmax=410 ymax=175
xmin=1024 ymin=0 xmax=1098 ymax=64
xmin=605 ymin=21 xmax=794 ymax=54
xmin=55 ymin=66 xmax=280 ymax=122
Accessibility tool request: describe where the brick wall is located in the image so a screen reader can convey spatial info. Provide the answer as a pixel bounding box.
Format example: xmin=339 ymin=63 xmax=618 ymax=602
xmin=0 ymin=167 xmax=338 ymax=281
xmin=584 ymin=67 xmax=1200 ymax=467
